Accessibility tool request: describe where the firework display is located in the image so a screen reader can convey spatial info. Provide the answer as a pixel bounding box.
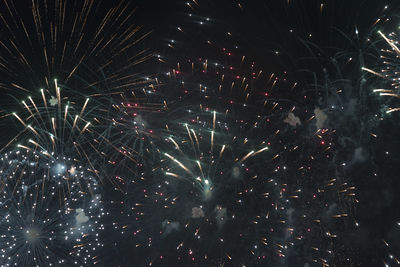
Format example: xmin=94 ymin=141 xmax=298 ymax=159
xmin=0 ymin=0 xmax=399 ymax=266
xmin=0 ymin=0 xmax=152 ymax=99
xmin=107 ymin=22 xmax=359 ymax=264
xmin=0 ymin=149 xmax=104 ymax=266
xmin=1 ymin=79 xmax=124 ymax=187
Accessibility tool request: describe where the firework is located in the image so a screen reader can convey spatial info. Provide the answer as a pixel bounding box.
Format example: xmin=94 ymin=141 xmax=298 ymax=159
xmin=0 ymin=149 xmax=105 ymax=266
xmin=103 ymin=78 xmax=165 ymax=174
xmin=0 ymin=0 xmax=153 ymax=100
xmin=161 ymin=109 xmax=269 ymax=199
xmin=363 ymin=30 xmax=400 ymax=114
xmin=100 ymin=1 xmax=365 ymax=264
xmin=109 ymin=66 xmax=357 ymax=266
xmin=0 ymin=0 xmax=159 ymax=189
xmin=1 ymin=79 xmax=123 ymax=188
xmin=0 ymin=0 xmax=397 ymax=266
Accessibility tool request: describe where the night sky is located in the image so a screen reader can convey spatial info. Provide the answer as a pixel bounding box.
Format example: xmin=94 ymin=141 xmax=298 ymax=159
xmin=0 ymin=0 xmax=399 ymax=266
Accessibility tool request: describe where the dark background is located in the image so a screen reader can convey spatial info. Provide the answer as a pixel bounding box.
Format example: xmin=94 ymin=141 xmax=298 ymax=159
xmin=115 ymin=1 xmax=400 ymax=265
xmin=1 ymin=0 xmax=399 ymax=266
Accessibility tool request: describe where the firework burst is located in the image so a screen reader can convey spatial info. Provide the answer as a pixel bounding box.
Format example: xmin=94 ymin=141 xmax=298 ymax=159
xmin=162 ymin=110 xmax=269 ymax=200
xmin=107 ymin=56 xmax=357 ymax=265
xmin=1 ymin=79 xmax=119 ymax=186
xmin=0 ymin=0 xmax=153 ymax=99
xmin=363 ymin=30 xmax=400 ymax=114
xmin=0 ymin=149 xmax=105 ymax=266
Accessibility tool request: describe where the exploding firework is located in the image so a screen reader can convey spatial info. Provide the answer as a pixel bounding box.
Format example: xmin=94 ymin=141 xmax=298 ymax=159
xmin=0 ymin=79 xmax=122 ymax=189
xmin=363 ymin=30 xmax=400 ymax=114
xmin=0 ymin=0 xmax=159 ymax=189
xmin=98 ymin=1 xmax=365 ymax=263
xmin=161 ymin=109 xmax=270 ymax=200
xmin=105 ymin=50 xmax=359 ymax=265
xmin=0 ymin=0 xmax=153 ymax=100
xmin=1 ymin=0 xmax=397 ymax=266
xmin=103 ymin=78 xmax=166 ymax=175
xmin=0 ymin=149 xmax=105 ymax=266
